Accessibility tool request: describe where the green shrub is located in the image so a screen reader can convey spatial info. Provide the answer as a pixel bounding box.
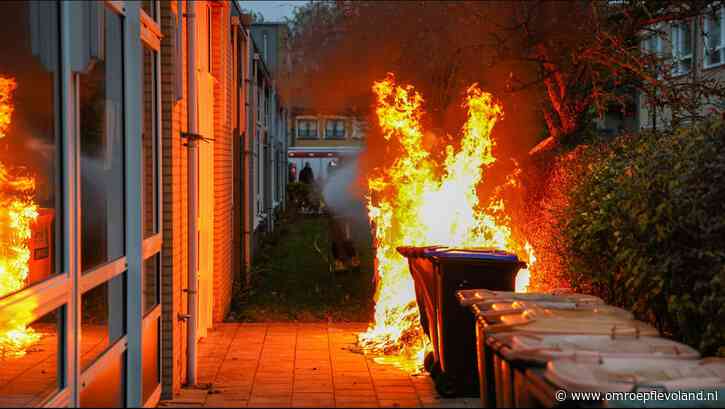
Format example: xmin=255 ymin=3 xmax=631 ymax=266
xmin=562 ymin=119 xmax=725 ymax=357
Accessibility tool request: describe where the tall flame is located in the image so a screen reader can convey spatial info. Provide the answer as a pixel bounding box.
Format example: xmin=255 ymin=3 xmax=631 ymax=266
xmin=0 ymin=76 xmax=40 ymax=358
xmin=358 ymin=74 xmax=522 ymax=368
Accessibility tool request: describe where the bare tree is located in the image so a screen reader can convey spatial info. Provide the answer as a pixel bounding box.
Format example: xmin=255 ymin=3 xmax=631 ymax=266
xmin=286 ymin=1 xmax=725 ymax=155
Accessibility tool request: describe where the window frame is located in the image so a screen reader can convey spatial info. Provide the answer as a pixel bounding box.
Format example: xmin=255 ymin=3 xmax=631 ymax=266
xmin=703 ymin=5 xmax=725 ymax=69
xmin=139 ymin=5 xmax=163 ymax=408
xmin=324 ymin=117 xmax=347 ymax=140
xmin=671 ymin=21 xmax=693 ymax=76
xmin=296 ymin=118 xmax=319 ymax=139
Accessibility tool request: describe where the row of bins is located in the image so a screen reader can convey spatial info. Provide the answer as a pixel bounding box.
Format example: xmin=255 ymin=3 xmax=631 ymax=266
xmin=397 ymin=246 xmax=725 ymax=407
xmin=458 ymin=289 xmax=725 ymax=408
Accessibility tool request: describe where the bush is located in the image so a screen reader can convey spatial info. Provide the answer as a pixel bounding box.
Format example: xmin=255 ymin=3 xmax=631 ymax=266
xmin=518 ymin=147 xmax=592 ymax=292
xmin=562 ymin=119 xmax=725 ymax=356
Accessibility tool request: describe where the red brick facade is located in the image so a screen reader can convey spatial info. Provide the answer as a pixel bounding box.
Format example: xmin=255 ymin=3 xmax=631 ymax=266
xmin=211 ymin=4 xmax=235 ymax=323
xmin=159 ymin=0 xmax=237 ymax=398
xmin=160 ymin=1 xmax=189 ymax=398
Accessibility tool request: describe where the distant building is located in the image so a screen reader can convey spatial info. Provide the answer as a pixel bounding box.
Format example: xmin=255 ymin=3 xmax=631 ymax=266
xmin=639 ymin=5 xmax=725 ymax=130
xmin=288 ymin=112 xmax=368 ymax=183
xmin=246 ymin=21 xmax=291 ymax=254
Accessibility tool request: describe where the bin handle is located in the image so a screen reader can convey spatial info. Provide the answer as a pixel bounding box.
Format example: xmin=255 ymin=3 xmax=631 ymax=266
xmin=610 ymin=324 xmax=640 ymax=340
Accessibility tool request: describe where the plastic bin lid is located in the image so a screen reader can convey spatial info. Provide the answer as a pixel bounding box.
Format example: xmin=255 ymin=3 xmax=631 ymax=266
xmin=398 ymin=246 xmax=520 ymax=262
xmin=472 ymin=300 xmax=631 ymax=321
xmin=509 ymin=334 xmax=700 ymax=363
xmin=545 ymin=357 xmax=725 ymax=394
xmin=521 ymin=305 xmax=634 ymax=321
xmin=456 ymin=288 xmax=604 ymax=307
xmin=427 ymin=247 xmax=520 ymax=261
xmin=480 ymin=310 xmax=660 ymax=337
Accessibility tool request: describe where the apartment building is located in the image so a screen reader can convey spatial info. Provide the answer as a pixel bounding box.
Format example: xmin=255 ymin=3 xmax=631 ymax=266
xmin=247 ymin=22 xmax=291 ymax=253
xmin=639 ymin=4 xmax=725 ymax=129
xmin=289 ymin=113 xmax=367 ymax=183
xmin=0 ymin=1 xmax=288 ymax=406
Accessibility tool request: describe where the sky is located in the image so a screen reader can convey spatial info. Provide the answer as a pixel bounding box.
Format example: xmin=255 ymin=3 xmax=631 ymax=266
xmin=238 ymin=1 xmax=302 ymax=23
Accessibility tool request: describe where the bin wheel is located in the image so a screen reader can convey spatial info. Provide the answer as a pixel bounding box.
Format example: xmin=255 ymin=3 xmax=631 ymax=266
xmin=432 ymin=372 xmax=457 ymax=398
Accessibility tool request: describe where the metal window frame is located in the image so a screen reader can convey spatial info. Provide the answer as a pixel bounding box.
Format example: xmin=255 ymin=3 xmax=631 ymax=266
xmin=139 ymin=3 xmax=163 ymax=407
xmin=703 ymin=6 xmax=725 ymax=69
xmin=0 ymin=2 xmax=162 ymax=406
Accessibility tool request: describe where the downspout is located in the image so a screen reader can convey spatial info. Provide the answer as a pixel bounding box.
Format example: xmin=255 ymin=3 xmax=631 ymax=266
xmin=185 ymin=0 xmax=199 ymax=386
xmin=243 ymin=36 xmax=253 ymax=287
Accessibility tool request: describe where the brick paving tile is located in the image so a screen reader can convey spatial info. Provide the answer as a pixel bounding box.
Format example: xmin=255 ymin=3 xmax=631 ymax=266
xmin=159 ymin=323 xmax=473 ymax=408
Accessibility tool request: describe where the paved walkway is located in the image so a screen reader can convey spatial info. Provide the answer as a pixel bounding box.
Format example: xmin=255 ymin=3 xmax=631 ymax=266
xmin=159 ymin=323 xmax=480 ymax=408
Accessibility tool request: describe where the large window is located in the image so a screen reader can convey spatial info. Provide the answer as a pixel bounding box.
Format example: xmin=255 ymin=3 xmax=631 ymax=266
xmin=671 ymin=22 xmax=692 ymax=75
xmin=704 ymin=6 xmax=724 ymax=68
xmin=80 ymin=277 xmax=126 ymax=370
xmin=0 ymin=2 xmax=163 ymax=407
xmin=142 ymin=45 xmax=159 ymax=239
xmin=325 ymin=118 xmax=346 ymax=140
xmin=0 ymin=1 xmax=62 ymax=297
xmin=0 ymin=307 xmax=63 ymax=407
xmin=80 ymin=7 xmax=126 ymax=273
xmin=0 ymin=3 xmax=64 ymax=405
xmin=297 ymin=118 xmax=318 ymax=139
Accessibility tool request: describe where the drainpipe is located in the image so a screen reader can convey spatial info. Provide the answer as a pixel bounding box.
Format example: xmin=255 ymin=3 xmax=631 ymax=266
xmin=185 ymin=0 xmax=199 ymax=387
xmin=243 ymin=38 xmax=253 ymax=286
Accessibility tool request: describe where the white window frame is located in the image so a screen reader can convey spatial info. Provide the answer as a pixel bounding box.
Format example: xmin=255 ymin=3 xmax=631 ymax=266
xmin=703 ymin=5 xmax=725 ymax=69
xmin=642 ymin=29 xmax=663 ymax=55
xmin=296 ymin=117 xmax=319 ymax=139
xmin=671 ymin=21 xmax=693 ymax=75
xmin=324 ymin=117 xmax=347 ymax=140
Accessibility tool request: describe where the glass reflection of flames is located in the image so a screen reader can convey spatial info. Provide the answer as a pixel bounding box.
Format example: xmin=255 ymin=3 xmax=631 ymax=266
xmin=358 ymin=74 xmax=534 ymax=371
xmin=0 ymin=76 xmax=41 ymax=358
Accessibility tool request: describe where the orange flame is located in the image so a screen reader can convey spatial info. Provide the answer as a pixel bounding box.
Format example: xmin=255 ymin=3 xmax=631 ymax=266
xmin=359 ymin=74 xmax=530 ymax=369
xmin=0 ymin=76 xmax=40 ymax=358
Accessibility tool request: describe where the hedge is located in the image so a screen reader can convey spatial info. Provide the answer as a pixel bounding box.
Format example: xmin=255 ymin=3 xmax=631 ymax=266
xmin=561 ymin=119 xmax=725 ymax=357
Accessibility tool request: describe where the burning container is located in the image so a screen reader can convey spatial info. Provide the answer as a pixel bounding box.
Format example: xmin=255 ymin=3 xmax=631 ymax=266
xmin=397 ymin=246 xmax=526 ymax=397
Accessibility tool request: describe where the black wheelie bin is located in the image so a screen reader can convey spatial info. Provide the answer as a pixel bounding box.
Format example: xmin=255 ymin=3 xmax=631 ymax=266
xmin=397 ymin=246 xmax=526 ymax=397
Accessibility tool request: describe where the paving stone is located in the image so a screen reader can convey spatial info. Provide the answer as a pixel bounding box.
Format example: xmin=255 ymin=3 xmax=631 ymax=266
xmin=160 ymin=323 xmax=470 ymax=409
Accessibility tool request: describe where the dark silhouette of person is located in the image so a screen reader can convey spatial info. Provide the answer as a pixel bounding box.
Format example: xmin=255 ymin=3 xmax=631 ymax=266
xmin=299 ymin=162 xmax=314 ymax=184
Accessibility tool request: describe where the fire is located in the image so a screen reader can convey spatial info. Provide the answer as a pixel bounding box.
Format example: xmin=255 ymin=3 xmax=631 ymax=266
xmin=516 ymin=242 xmax=535 ymax=292
xmin=359 ymin=74 xmax=523 ymax=369
xmin=0 ymin=76 xmax=40 ymax=358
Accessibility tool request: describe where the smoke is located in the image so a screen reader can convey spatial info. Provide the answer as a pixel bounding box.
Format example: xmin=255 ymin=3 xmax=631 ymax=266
xmin=321 ymin=158 xmax=368 ymax=224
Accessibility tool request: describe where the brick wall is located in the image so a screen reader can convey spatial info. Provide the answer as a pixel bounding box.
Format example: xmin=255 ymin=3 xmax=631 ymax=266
xmin=211 ymin=4 xmax=234 ymax=323
xmin=159 ymin=1 xmax=238 ymax=398
xmin=160 ymin=0 xmax=188 ymax=399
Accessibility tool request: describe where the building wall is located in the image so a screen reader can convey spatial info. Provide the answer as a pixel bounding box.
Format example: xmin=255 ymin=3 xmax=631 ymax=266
xmin=158 ymin=0 xmax=235 ymax=398
xmin=160 ymin=1 xmax=188 ymax=398
xmin=210 ymin=4 xmax=234 ymax=324
xmin=292 ymin=115 xmax=366 ymax=148
xmin=639 ymin=16 xmax=725 ymax=130
xmin=119 ymin=1 xmax=289 ymax=401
